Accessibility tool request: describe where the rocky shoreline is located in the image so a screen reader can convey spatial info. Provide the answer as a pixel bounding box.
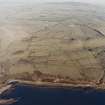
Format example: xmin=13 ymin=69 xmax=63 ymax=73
xmin=0 ymin=70 xmax=105 ymax=94
xmin=10 ymin=70 xmax=105 ymax=90
xmin=0 ymin=76 xmax=105 ymax=105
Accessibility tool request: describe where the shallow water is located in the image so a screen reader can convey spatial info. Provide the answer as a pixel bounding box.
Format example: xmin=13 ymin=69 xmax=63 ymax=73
xmin=0 ymin=84 xmax=105 ymax=105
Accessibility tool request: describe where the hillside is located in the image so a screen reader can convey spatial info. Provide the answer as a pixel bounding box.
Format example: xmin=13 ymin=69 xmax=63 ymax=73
xmin=0 ymin=2 xmax=105 ymax=86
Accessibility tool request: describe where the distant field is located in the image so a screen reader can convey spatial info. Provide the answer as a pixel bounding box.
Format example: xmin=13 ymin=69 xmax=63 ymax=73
xmin=0 ymin=2 xmax=105 ymax=84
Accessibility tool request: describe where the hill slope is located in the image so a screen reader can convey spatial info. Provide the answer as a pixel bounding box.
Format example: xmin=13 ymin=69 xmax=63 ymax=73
xmin=0 ymin=2 xmax=105 ymax=85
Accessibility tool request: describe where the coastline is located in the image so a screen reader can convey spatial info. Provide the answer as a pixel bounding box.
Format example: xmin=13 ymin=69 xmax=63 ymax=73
xmin=4 ymin=80 xmax=105 ymax=91
xmin=19 ymin=81 xmax=105 ymax=91
xmin=0 ymin=79 xmax=105 ymax=97
xmin=0 ymin=80 xmax=105 ymax=105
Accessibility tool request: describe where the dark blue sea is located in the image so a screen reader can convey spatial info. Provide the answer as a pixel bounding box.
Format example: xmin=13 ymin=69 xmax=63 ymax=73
xmin=1 ymin=84 xmax=105 ymax=105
